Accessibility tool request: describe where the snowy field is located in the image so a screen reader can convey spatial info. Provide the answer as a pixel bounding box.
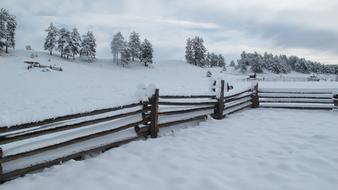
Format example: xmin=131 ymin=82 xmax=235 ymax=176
xmin=1 ymin=108 xmax=337 ymax=190
xmin=1 ymin=50 xmax=337 ymax=127
xmin=1 ymin=50 xmax=338 ymax=189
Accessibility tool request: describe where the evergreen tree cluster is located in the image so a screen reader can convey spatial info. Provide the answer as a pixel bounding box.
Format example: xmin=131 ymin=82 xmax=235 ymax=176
xmin=185 ymin=36 xmax=225 ymax=68
xmin=0 ymin=8 xmax=17 ymax=54
xmin=206 ymin=52 xmax=225 ymax=68
xmin=237 ymin=51 xmax=338 ymax=74
xmin=44 ymin=23 xmax=96 ymax=61
xmin=111 ymin=31 xmax=153 ymax=67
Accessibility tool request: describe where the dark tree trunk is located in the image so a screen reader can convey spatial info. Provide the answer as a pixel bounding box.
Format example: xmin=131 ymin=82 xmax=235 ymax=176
xmin=116 ymin=53 xmax=119 ymax=65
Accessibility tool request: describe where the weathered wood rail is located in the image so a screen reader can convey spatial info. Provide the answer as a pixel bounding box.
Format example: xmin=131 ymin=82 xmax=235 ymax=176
xmin=258 ymin=88 xmax=336 ymax=110
xmin=0 ymin=81 xmax=336 ymax=184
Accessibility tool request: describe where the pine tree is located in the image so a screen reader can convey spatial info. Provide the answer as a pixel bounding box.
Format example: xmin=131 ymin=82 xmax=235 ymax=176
xmin=251 ymin=58 xmax=263 ymax=73
xmin=192 ymin=36 xmax=206 ymax=67
xmin=185 ymin=38 xmax=194 ymax=64
xmin=121 ymin=46 xmax=131 ymax=67
xmin=0 ymin=8 xmax=16 ymax=53
xmin=0 ymin=11 xmax=4 ymax=50
xmin=57 ymin=28 xmax=69 ymax=58
xmin=80 ymin=31 xmax=96 ymax=62
xmin=218 ymin=54 xmax=225 ymax=67
xmin=64 ymin=29 xmax=74 ymax=59
xmin=205 ymin=52 xmax=211 ymax=67
xmin=140 ymin=39 xmax=153 ymax=67
xmin=111 ymin=32 xmax=125 ymax=64
xmin=230 ymin=60 xmax=236 ymax=67
xmin=69 ymin=28 xmax=81 ymax=58
xmin=209 ymin=53 xmax=218 ymax=67
xmin=44 ymin=23 xmax=58 ymax=55
xmin=5 ymin=13 xmax=16 ymax=53
xmin=128 ymin=31 xmax=141 ymax=61
xmin=240 ymin=63 xmax=247 ymax=73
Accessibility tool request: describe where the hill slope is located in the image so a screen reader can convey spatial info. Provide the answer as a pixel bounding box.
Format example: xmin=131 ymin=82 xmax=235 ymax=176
xmin=0 ymin=50 xmax=337 ymax=126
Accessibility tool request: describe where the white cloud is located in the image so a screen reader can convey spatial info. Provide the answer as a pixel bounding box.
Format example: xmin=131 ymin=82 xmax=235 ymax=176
xmin=2 ymin=0 xmax=338 ymax=64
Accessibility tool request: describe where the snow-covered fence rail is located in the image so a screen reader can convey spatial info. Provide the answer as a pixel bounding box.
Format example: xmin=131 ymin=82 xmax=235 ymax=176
xmin=258 ymin=88 xmax=336 ymax=109
xmin=0 ymin=82 xmax=258 ymax=183
xmin=224 ymin=84 xmax=258 ymax=115
xmin=157 ymin=81 xmax=257 ymax=127
xmin=0 ymin=102 xmax=145 ymax=183
xmin=0 ymin=102 xmax=141 ymax=134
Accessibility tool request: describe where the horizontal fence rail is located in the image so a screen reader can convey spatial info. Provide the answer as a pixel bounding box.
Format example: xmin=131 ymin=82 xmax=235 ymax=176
xmin=258 ymin=88 xmax=336 ymax=110
xmin=0 ymin=81 xmax=336 ymax=184
xmin=159 ymin=95 xmax=216 ymax=99
xmin=0 ymin=102 xmax=142 ymax=133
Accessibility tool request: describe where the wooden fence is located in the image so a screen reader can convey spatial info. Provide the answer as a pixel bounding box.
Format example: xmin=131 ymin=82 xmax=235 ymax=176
xmin=1 ymin=82 xmax=336 ymax=183
xmin=0 ymin=81 xmax=257 ymax=183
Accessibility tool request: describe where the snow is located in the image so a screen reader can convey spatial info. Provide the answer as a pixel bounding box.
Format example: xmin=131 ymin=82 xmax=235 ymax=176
xmin=1 ymin=50 xmax=337 ymax=127
xmin=1 ymin=50 xmax=338 ymax=189
xmin=2 ymin=109 xmax=338 ymax=190
xmin=0 ymin=51 xmax=216 ymax=127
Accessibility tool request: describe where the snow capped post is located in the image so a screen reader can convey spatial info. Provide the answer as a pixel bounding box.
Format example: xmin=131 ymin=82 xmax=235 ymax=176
xmin=135 ymin=84 xmax=159 ymax=138
xmin=149 ymin=89 xmax=159 ymax=138
xmin=214 ymin=80 xmax=225 ymax=120
xmin=251 ymin=83 xmax=259 ymax=108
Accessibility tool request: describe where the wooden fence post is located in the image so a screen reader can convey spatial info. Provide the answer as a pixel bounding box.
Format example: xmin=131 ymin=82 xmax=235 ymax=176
xmin=214 ymin=80 xmax=225 ymax=120
xmin=149 ymin=89 xmax=159 ymax=138
xmin=334 ymin=94 xmax=338 ymax=107
xmin=142 ymin=101 xmax=151 ymax=126
xmin=0 ymin=148 xmax=3 ymax=176
xmin=251 ymin=83 xmax=259 ymax=108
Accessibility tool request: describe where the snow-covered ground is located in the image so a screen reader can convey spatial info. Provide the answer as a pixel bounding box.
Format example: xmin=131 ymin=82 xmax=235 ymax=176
xmin=1 ymin=50 xmax=337 ymax=127
xmin=0 ymin=50 xmax=245 ymax=127
xmin=1 ymin=50 xmax=338 ymax=189
xmin=1 ymin=108 xmax=337 ymax=190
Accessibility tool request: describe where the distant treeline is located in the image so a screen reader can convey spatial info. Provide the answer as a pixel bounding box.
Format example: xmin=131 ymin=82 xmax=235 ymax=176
xmin=44 ymin=23 xmax=154 ymax=66
xmin=236 ymin=51 xmax=338 ymax=74
xmin=44 ymin=23 xmax=96 ymax=62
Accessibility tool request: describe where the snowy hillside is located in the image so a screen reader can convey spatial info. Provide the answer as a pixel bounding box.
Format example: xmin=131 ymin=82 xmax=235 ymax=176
xmin=0 ymin=50 xmax=337 ymax=127
xmin=1 ymin=109 xmax=338 ymax=190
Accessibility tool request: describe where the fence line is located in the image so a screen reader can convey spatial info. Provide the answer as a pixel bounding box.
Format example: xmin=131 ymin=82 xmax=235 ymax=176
xmin=0 ymin=82 xmax=336 ymax=184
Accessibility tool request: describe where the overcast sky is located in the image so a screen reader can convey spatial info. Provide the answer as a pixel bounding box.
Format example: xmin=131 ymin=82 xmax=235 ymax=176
xmin=2 ymin=0 xmax=338 ymax=64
